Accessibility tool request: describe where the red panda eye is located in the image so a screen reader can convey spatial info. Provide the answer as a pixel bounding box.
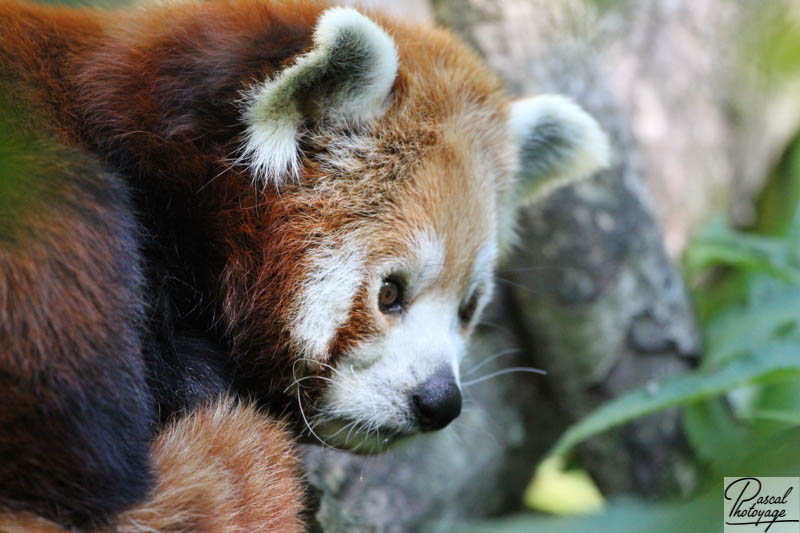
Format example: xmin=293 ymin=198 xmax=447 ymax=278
xmin=378 ymin=279 xmax=404 ymax=313
xmin=459 ymin=292 xmax=480 ymax=325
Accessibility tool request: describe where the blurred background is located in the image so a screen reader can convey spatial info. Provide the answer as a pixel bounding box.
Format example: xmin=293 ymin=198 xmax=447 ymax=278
xmin=6 ymin=0 xmax=800 ymax=531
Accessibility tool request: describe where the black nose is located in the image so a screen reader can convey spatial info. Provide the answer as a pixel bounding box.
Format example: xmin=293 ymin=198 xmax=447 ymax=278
xmin=410 ymin=366 xmax=462 ymax=431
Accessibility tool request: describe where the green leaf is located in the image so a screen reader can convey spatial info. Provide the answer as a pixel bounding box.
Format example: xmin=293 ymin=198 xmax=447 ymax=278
xmin=688 ymin=268 xmax=751 ymax=326
xmin=755 ymin=133 xmax=800 ymax=237
xmin=745 ymin=377 xmax=800 ymax=437
xmin=684 ymin=218 xmax=800 ymax=284
xmin=682 ymin=400 xmax=746 ymax=467
xmin=740 ymin=1 xmax=800 ymax=83
xmin=742 ymin=408 xmax=800 ymax=425
xmin=703 ymin=277 xmax=800 ymax=369
xmin=548 ymin=343 xmax=800 ymax=457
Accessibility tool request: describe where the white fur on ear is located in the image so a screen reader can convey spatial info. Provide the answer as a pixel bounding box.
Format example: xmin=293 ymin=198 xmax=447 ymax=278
xmin=510 ymin=94 xmax=610 ymax=202
xmin=241 ymin=7 xmax=399 ymax=187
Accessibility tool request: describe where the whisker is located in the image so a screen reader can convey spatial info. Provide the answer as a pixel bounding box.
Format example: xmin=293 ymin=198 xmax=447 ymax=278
xmin=463 ymin=348 xmax=521 ymax=377
xmin=345 ymin=420 xmax=361 ymax=444
xmin=502 ymin=265 xmax=576 ymax=274
xmin=196 ymin=157 xmax=237 ymax=194
xmin=295 ymin=357 xmax=342 ymax=376
xmin=328 ymin=419 xmax=359 ymax=441
xmin=283 ymin=375 xmax=334 ymax=394
xmin=289 ymin=358 xmax=340 ymax=391
xmin=494 ymin=276 xmax=546 ymax=294
xmin=474 ymin=320 xmax=507 ymax=330
xmin=462 ymin=366 xmax=547 ymax=387
xmin=296 ymin=387 xmax=346 ymax=452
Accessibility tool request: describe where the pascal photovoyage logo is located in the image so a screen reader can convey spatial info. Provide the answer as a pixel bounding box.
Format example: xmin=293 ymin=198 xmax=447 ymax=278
xmin=724 ymin=477 xmax=800 ymax=532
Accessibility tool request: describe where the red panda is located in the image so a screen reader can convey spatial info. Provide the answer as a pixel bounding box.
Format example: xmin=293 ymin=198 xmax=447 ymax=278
xmin=0 ymin=0 xmax=609 ymax=531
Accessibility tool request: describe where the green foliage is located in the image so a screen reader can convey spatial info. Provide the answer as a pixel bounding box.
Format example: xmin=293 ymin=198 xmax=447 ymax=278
xmin=549 ymin=345 xmax=800 ymax=458
xmin=590 ymin=0 xmax=621 ymax=14
xmin=685 ymin=218 xmax=800 ymax=287
xmin=740 ymin=0 xmax=800 ymax=83
xmin=434 ymin=428 xmax=800 ymax=533
xmin=433 ymin=495 xmax=718 ymax=533
xmin=756 ymin=136 xmax=800 ymax=237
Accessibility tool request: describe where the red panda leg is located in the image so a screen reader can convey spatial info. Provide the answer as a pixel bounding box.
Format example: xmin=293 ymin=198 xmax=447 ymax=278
xmin=0 ymin=399 xmax=305 ymax=533
xmin=0 ymin=139 xmax=154 ymax=527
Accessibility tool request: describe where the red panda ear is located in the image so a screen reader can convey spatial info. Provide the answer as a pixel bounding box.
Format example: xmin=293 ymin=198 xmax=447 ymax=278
xmin=241 ymin=7 xmax=399 ymax=188
xmin=510 ymin=95 xmax=610 ymax=204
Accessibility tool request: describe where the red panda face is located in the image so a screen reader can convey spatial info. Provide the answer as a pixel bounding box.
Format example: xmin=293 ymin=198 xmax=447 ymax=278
xmin=304 ymin=228 xmax=500 ymax=452
xmin=204 ymin=5 xmax=609 ymax=452
xmin=287 ymin=136 xmax=508 ymax=451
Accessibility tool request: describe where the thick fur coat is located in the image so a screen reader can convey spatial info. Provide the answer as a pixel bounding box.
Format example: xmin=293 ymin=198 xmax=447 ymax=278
xmin=0 ymin=1 xmax=609 ymax=530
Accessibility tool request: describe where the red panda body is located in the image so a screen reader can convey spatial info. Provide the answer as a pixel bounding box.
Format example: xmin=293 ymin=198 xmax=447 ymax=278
xmin=0 ymin=1 xmax=610 ymax=530
xmin=0 ymin=3 xmax=331 ymax=528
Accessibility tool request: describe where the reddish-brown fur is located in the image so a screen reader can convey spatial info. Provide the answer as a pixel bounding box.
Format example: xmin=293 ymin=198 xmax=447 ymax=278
xmin=1 ymin=0 xmax=510 ymax=387
xmin=0 ymin=0 xmax=512 ymax=528
xmin=0 ymin=399 xmax=304 ymax=533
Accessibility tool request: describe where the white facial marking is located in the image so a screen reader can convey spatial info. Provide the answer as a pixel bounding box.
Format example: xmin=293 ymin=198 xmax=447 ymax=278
xmin=405 ymin=229 xmax=446 ymax=294
xmin=291 ymin=242 xmax=364 ymax=360
xmin=470 ymin=240 xmax=498 ymax=294
xmin=314 ymin=230 xmax=456 ymax=441
xmin=321 ymin=295 xmax=463 ymax=430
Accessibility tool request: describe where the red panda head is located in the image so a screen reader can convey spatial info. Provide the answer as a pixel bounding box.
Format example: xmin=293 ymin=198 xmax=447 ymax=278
xmin=76 ymin=2 xmax=608 ymax=452
xmin=217 ymin=6 xmax=610 ymax=452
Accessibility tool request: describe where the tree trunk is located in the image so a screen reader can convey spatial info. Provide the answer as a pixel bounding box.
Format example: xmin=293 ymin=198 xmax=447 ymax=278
xmin=435 ymin=0 xmax=701 ymax=496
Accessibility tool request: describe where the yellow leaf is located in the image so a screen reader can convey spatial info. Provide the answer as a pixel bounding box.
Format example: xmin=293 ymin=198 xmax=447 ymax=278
xmin=523 ymin=455 xmax=605 ymax=515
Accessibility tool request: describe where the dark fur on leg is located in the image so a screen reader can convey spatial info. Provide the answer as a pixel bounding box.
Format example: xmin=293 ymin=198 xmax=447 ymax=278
xmin=0 ymin=399 xmax=305 ymax=533
xmin=0 ymin=106 xmax=154 ymax=529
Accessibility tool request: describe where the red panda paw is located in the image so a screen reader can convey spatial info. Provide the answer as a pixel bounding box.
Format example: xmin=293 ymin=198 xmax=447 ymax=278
xmin=0 ymin=399 xmax=304 ymax=533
